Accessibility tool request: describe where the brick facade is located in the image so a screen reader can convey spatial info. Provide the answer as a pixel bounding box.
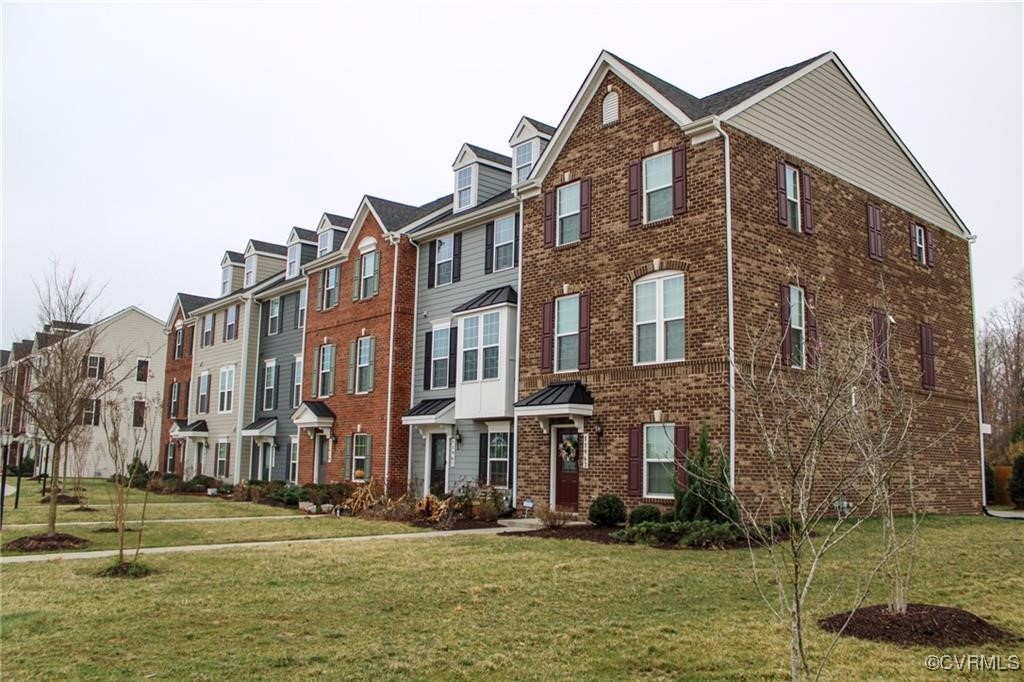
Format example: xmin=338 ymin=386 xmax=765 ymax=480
xmin=158 ymin=307 xmax=195 ymax=475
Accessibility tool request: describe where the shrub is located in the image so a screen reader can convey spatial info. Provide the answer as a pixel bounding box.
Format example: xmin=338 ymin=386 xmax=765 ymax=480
xmin=672 ymin=423 xmax=739 ymax=524
xmin=126 ymin=457 xmax=150 ymax=490
xmin=661 ymin=508 xmax=677 ymax=523
xmin=611 ymin=520 xmax=743 ymax=549
xmin=677 ymin=520 xmax=743 ymax=549
xmin=984 ymin=461 xmax=995 ymax=505
xmin=218 ymin=483 xmax=234 ymax=496
xmin=628 ymin=504 xmax=663 ymax=526
xmin=145 ymin=477 xmax=163 ymax=493
xmin=266 ymin=483 xmax=302 ymax=507
xmin=1009 ymin=454 xmax=1024 ymax=509
xmin=7 ymin=455 xmax=33 ymax=476
xmin=588 ymin=494 xmax=625 ymax=527
xmin=535 ymin=502 xmax=572 ymax=529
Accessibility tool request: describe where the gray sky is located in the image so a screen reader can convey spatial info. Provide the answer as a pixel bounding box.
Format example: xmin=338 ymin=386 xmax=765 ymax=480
xmin=3 ymin=2 xmax=1021 ymax=342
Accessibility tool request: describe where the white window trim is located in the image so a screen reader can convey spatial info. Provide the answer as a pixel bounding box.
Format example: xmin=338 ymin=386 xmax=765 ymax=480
xmin=554 ymin=295 xmax=580 ymax=374
xmin=244 ymin=256 xmax=256 ymax=287
xmin=268 ymin=298 xmax=281 ymax=335
xmin=323 ymin=266 xmax=338 ymax=308
xmin=430 ymin=326 xmax=449 ymax=390
xmin=225 ymin=306 xmax=238 ymax=340
xmin=914 ymin=225 xmax=927 ymax=264
xmin=289 ymin=437 xmax=299 ymax=484
xmin=360 ymin=251 xmax=377 ymax=299
xmin=481 ymin=311 xmax=501 ymax=381
xmin=218 ymin=365 xmax=235 ymax=414
xmin=789 ymin=285 xmax=806 ymax=370
xmin=86 ymin=354 xmax=102 ymax=379
xmin=493 ymin=214 xmax=516 ymax=272
xmin=292 ymin=355 xmax=303 ymax=408
xmin=487 ymin=430 xmax=511 ymax=489
xmin=461 ymin=316 xmax=479 ymax=383
xmin=263 ymin=360 xmax=276 ymax=411
xmin=318 ymin=231 xmax=331 ymax=258
xmin=633 ymin=272 xmax=686 ymax=366
xmin=514 ymin=142 xmax=532 ymax=184
xmin=297 ymin=287 xmax=307 ymax=328
xmin=319 ymin=344 xmax=334 ymax=397
xmin=221 ymin=267 xmax=231 ymax=296
xmin=132 ymin=399 xmax=147 ymax=428
xmin=198 ymin=372 xmax=211 ymax=414
xmin=135 ymin=358 xmax=150 ymax=382
xmin=435 ymin=235 xmax=454 ymax=287
xmin=170 ymin=381 xmax=180 ymax=415
xmin=286 ymin=244 xmax=300 ymax=278
xmin=784 ymin=164 xmax=801 ymax=233
xmin=642 ymin=151 xmax=673 ymax=224
xmin=355 ymin=336 xmax=372 ymax=394
xmin=602 ymin=90 xmax=620 ymax=125
xmin=202 ymin=314 xmax=214 ymax=347
xmin=556 ymin=182 xmax=581 ymax=246
xmin=352 ymin=433 xmax=370 ymax=480
xmin=216 ymin=440 xmax=229 ymax=478
xmin=174 ymin=328 xmax=184 ymax=359
xmin=166 ymin=442 xmax=176 ymax=473
xmin=455 ymin=166 xmax=474 ymax=211
xmin=643 ymin=423 xmax=675 ymax=499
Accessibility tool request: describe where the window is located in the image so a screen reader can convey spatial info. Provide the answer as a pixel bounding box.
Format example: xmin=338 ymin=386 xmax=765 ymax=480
xmin=296 ymin=287 xmax=306 ymax=328
xmin=218 ymin=365 xmax=235 ymax=413
xmin=81 ymin=398 xmax=100 ymax=426
xmin=488 ymin=432 xmax=510 ymax=488
xmin=221 ymin=267 xmax=231 ymax=296
xmin=912 ymin=224 xmax=927 ymax=265
xmin=356 ymin=337 xmax=373 ymax=393
xmin=319 ymin=345 xmax=335 ymax=397
xmin=202 ymin=313 xmax=214 ymax=347
xmin=289 ymin=438 xmax=299 ymax=483
xmin=318 ymin=231 xmax=331 ymax=257
xmin=174 ymin=328 xmax=184 ymax=359
xmin=482 ymin=312 xmax=500 ymax=379
xmin=136 ymin=359 xmax=149 ymax=382
xmin=292 ymin=356 xmax=303 ymax=408
xmin=197 ymin=372 xmax=210 ymax=413
xmin=644 ymin=423 xmax=675 ymax=498
xmin=268 ymin=298 xmax=281 ymax=335
xmin=244 ymin=255 xmax=256 ymax=287
xmin=555 ymin=295 xmax=579 ymax=372
xmin=788 ymin=286 xmax=806 ymax=369
xmin=323 ymin=266 xmax=339 ymax=309
xmin=557 ymin=183 xmax=581 ymax=245
xmin=352 ymin=433 xmax=370 ymax=480
xmin=225 ymin=305 xmax=237 ymax=340
xmin=602 ymin=90 xmax=620 ymax=125
xmin=514 ymin=143 xmax=532 ymax=184
xmin=263 ymin=361 xmax=276 ymax=411
xmin=169 ymin=381 xmax=180 ymax=417
xmin=166 ymin=443 xmax=176 ymax=473
xmin=216 ymin=442 xmax=229 ymax=478
xmin=493 ymin=215 xmax=515 ymax=271
xmin=132 ymin=400 xmax=146 ymax=428
xmin=643 ymin=152 xmax=672 ymax=223
xmin=462 ymin=317 xmax=478 ymax=382
xmin=634 ymin=272 xmax=685 ymax=364
xmin=360 ymin=251 xmax=378 ymax=299
xmin=286 ymin=244 xmax=300 ymax=278
xmin=430 ymin=329 xmax=449 ymax=389
xmin=86 ymin=354 xmax=102 ymax=379
xmin=784 ymin=164 xmax=801 ymax=232
xmin=461 ymin=313 xmax=500 ymax=382
xmin=456 ymin=167 xmax=473 ymax=210
xmin=435 ymin=236 xmax=453 ymax=287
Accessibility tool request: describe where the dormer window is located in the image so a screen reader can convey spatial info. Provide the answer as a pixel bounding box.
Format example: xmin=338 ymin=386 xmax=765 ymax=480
xmin=286 ymin=244 xmax=300 ymax=278
xmin=244 ymin=256 xmax=256 ymax=287
xmin=456 ymin=167 xmax=473 ymax=211
xmin=514 ymin=143 xmax=533 ymax=184
xmin=221 ymin=267 xmax=231 ymax=296
xmin=318 ymin=231 xmax=331 ymax=258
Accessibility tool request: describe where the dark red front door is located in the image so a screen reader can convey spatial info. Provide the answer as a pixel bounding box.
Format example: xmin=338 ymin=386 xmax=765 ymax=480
xmin=554 ymin=427 xmax=579 ymax=511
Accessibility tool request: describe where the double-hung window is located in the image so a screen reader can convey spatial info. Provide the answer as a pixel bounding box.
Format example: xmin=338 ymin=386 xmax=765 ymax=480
xmin=481 ymin=312 xmax=500 ymax=379
xmin=435 ymin=236 xmax=453 ymax=286
xmin=268 ymin=298 xmax=281 ymax=335
xmin=318 ymin=345 xmax=335 ymax=397
xmin=225 ymin=305 xmax=237 ymax=340
xmin=493 ymin=215 xmax=515 ymax=271
xmin=197 ymin=373 xmax=210 ymax=413
xmin=430 ymin=329 xmax=449 ymax=389
xmin=244 ymin=256 xmax=256 ymax=287
xmin=81 ymin=398 xmax=100 ymax=426
xmin=460 ymin=313 xmax=500 ymax=382
xmin=292 ymin=356 xmax=303 ymax=408
xmin=634 ymin=272 xmax=685 ymax=364
xmin=289 ymin=438 xmax=299 ymax=483
xmin=488 ymin=432 xmax=510 ymax=488
xmin=355 ymin=337 xmax=372 ymax=393
xmin=555 ymin=295 xmax=580 ymax=372
xmin=166 ymin=443 xmax=176 ymax=473
xmin=169 ymin=381 xmax=179 ymax=417
xmin=218 ymin=365 xmax=235 ymax=413
xmin=784 ymin=164 xmax=801 ymax=232
xmin=202 ymin=314 xmax=214 ymax=347
xmin=221 ymin=267 xmax=231 ymax=296
xmin=644 ymin=423 xmax=675 ymax=498
xmin=912 ymin=224 xmax=927 ymax=265
xmin=135 ymin=359 xmax=149 ymax=382
xmin=788 ymin=285 xmax=806 ymax=369
xmin=323 ymin=267 xmax=338 ymax=309
xmin=456 ymin=167 xmax=473 ymax=210
xmin=360 ymin=251 xmax=378 ymax=299
xmin=262 ymin=361 xmax=276 ymax=410
xmin=352 ymin=434 xmax=370 ymax=480
xmin=557 ymin=182 xmax=581 ymax=245
xmin=462 ymin=317 xmax=479 ymax=381
xmin=514 ymin=143 xmax=532 ymax=184
xmin=216 ymin=442 xmax=229 ymax=478
xmin=174 ymin=329 xmax=184 ymax=359
xmin=643 ymin=152 xmax=672 ymax=223
xmin=132 ymin=400 xmax=146 ymax=428
xmin=86 ymin=355 xmax=102 ymax=379
xmin=318 ymin=231 xmax=331 ymax=258
xmin=286 ymin=244 xmax=300 ymax=278
xmin=296 ymin=288 xmax=306 ymax=328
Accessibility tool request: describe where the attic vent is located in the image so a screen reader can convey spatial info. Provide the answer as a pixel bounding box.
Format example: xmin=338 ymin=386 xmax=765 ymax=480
xmin=602 ymin=91 xmax=620 ymax=125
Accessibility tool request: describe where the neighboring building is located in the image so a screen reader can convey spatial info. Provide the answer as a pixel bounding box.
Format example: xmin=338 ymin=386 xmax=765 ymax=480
xmin=512 ymin=51 xmax=981 ymax=516
xmin=401 ymin=121 xmax=552 ymax=497
xmin=0 ymin=340 xmax=34 ymax=469
xmin=159 ymin=293 xmax=214 ymax=475
xmin=293 ymin=194 xmax=449 ymax=494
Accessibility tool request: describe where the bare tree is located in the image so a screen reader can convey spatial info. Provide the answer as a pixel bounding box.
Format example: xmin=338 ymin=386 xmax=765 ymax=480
xmin=979 ymin=273 xmax=1024 ymax=464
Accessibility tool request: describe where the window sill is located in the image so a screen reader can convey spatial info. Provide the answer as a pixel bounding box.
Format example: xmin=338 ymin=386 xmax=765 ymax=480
xmin=641 ymin=217 xmax=674 ymax=228
xmin=640 ymin=496 xmax=673 ymax=505
xmin=555 ymin=240 xmax=580 ymax=250
xmin=633 ymin=358 xmax=686 ymax=368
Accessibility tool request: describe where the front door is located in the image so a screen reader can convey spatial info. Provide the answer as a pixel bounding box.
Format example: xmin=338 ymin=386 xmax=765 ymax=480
xmin=195 ymin=442 xmax=204 ymax=476
xmin=316 ymin=436 xmax=328 ymax=483
xmin=429 ymin=433 xmax=447 ymax=496
xmin=261 ymin=442 xmax=272 ymax=481
xmin=554 ymin=427 xmax=579 ymax=511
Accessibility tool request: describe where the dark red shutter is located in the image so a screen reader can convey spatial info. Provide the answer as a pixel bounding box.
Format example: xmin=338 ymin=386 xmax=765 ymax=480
xmin=925 ymin=228 xmax=935 ymax=268
xmin=540 ymin=301 xmax=554 ymax=373
xmin=672 ymin=147 xmax=687 ymax=216
xmin=484 ymin=221 xmax=494 ymax=274
xmin=452 ymin=232 xmax=462 ymax=282
xmin=628 ymin=162 xmax=641 ymax=227
xmin=183 ymin=380 xmax=190 ymax=418
xmin=579 ymin=178 xmax=592 ymax=239
xmin=776 ymin=161 xmax=788 ymax=226
xmin=578 ymin=293 xmax=591 ymax=370
xmin=805 ymin=289 xmax=818 ymax=369
xmin=627 ymin=426 xmax=642 ymax=496
xmin=867 ymin=203 xmax=884 ymax=261
xmin=185 ymin=327 xmax=193 ymax=357
xmin=872 ymin=310 xmax=890 ymax=383
xmin=920 ymin=324 xmax=936 ymax=390
xmin=909 ymin=223 xmax=917 ymax=262
xmin=423 ymin=330 xmax=433 ymax=390
xmin=447 ymin=326 xmax=457 ymax=387
xmin=779 ymin=284 xmax=792 ymax=366
xmin=427 ymin=241 xmax=436 ymax=288
xmin=543 ymin=191 xmax=556 ymax=248
xmin=800 ymin=171 xmax=814 ymax=234
xmin=513 ymin=213 xmax=520 ymax=266
xmin=673 ymin=424 xmax=689 ymax=487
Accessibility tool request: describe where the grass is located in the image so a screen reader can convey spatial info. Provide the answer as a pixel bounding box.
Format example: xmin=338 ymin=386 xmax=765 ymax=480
xmin=2 ymin=515 xmax=1021 ymax=680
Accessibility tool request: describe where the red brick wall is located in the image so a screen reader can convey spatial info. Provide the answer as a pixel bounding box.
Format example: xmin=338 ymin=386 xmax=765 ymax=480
xmin=158 ymin=308 xmax=195 ymax=475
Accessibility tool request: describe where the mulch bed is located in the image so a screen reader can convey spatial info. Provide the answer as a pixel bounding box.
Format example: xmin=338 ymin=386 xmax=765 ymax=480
xmin=818 ymin=604 xmax=1020 ymax=647
xmin=92 ymin=527 xmax=137 ymax=534
xmin=500 ymin=525 xmax=618 ymax=544
xmin=68 ymin=506 xmax=99 ymax=513
xmin=96 ymin=562 xmax=155 ymax=578
xmin=39 ymin=494 xmax=81 ymax=505
xmin=2 ymin=533 xmax=89 ymax=552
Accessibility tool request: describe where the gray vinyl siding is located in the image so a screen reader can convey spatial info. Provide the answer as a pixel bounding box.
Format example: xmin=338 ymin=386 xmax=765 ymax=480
xmin=410 ymin=420 xmax=489 ymax=495
xmin=730 ymin=60 xmax=960 ymax=234
xmin=477 ymin=165 xmax=512 ymax=203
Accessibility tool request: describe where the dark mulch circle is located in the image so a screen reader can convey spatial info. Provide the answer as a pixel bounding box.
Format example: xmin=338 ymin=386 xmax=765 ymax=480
xmin=96 ymin=562 xmax=155 ymax=579
xmin=501 ymin=525 xmax=618 ymax=544
xmin=818 ymin=604 xmax=1020 ymax=647
xmin=2 ymin=533 xmax=89 ymax=552
xmin=92 ymin=527 xmax=137 ymax=534
xmin=408 ymin=517 xmax=502 ymax=531
xmin=39 ymin=494 xmax=81 ymax=505
xmin=68 ymin=506 xmax=99 ymax=513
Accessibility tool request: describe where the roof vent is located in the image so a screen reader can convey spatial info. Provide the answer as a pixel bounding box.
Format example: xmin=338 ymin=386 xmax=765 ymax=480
xmin=602 ymin=90 xmax=620 ymax=125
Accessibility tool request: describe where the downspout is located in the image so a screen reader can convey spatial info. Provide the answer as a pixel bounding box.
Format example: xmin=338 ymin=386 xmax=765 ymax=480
xmin=383 ymin=233 xmax=401 ymax=495
xmin=712 ymin=118 xmax=737 ymax=490
xmin=967 ymin=234 xmax=988 ymax=511
xmin=234 ymin=294 xmax=254 ymax=484
xmin=407 ymin=239 xmax=422 ymax=492
xmin=512 ymin=198 xmax=526 ymax=508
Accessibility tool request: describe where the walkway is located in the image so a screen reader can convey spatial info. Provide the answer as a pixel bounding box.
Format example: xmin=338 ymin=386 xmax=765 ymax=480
xmin=4 ymin=513 xmax=314 ymax=530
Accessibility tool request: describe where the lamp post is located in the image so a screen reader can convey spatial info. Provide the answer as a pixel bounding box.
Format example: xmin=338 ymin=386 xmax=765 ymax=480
xmin=0 ymin=431 xmax=12 ymax=529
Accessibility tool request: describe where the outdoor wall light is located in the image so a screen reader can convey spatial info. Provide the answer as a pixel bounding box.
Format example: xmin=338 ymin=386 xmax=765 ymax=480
xmin=453 ymin=430 xmax=462 ymax=446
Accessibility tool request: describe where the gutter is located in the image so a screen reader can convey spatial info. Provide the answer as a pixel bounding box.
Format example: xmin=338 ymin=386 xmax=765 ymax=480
xmin=407 ymin=239 xmax=422 ymax=493
xmin=966 ymin=234 xmax=991 ymax=513
xmin=511 ymin=198 xmax=526 ymax=508
xmin=234 ymin=292 xmax=254 ymax=484
xmin=383 ymin=232 xmax=401 ymax=494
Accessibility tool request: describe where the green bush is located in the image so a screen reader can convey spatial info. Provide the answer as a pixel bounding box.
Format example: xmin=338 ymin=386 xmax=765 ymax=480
xmin=628 ymin=504 xmax=663 ymax=526
xmin=671 ymin=423 xmax=739 ymax=525
xmin=677 ymin=520 xmax=744 ymax=549
xmin=6 ymin=455 xmax=34 ymax=476
xmin=127 ymin=457 xmax=150 ymax=490
xmin=1009 ymin=454 xmax=1024 ymax=509
xmin=984 ymin=461 xmax=995 ymax=506
xmin=588 ymin=494 xmax=626 ymax=527
xmin=611 ymin=519 xmax=743 ymax=549
xmin=266 ymin=483 xmax=302 ymax=507
xmin=218 ymin=483 xmax=235 ymax=496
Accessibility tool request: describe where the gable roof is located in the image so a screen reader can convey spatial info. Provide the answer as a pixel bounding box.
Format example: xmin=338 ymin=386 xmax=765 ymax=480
xmin=179 ymin=293 xmax=215 ymax=317
xmin=247 ymin=239 xmax=288 ymax=257
xmin=523 ymin=117 xmax=556 ymax=136
xmin=223 ymin=251 xmax=244 ymax=265
xmin=465 ymin=143 xmax=512 ymax=167
xmin=408 ymin=189 xmax=515 ymax=236
xmin=367 ymin=194 xmax=452 ymax=232
xmin=514 ymin=381 xmax=594 ymax=408
xmin=291 ymin=227 xmax=317 ymax=243
xmin=324 ymin=213 xmax=352 ymax=228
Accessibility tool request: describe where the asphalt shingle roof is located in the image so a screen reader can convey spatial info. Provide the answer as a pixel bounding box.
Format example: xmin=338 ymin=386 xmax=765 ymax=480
xmin=368 ymin=194 xmax=452 ymax=231
xmin=301 ymin=401 xmax=336 ymax=418
xmin=523 ymin=117 xmax=556 ymax=136
xmin=292 ymin=227 xmax=318 ymax=242
xmin=249 ymin=240 xmax=288 ymax=257
xmin=243 ymin=417 xmax=277 ymax=431
xmin=178 ymin=293 xmax=216 ymax=316
xmin=324 ymin=213 xmax=352 ymax=229
xmin=409 ymin=189 xmax=515 ymax=235
xmin=224 ymin=251 xmax=244 ymax=265
xmin=452 ymin=285 xmax=518 ymax=313
xmin=514 ymin=381 xmax=594 ymax=408
xmin=465 ymin=143 xmax=512 ymax=167
xmin=404 ymin=397 xmax=455 ymax=418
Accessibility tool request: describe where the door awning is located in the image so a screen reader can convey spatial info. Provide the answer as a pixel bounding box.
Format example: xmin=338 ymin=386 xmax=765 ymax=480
xmin=291 ymin=401 xmax=335 ymax=430
xmin=402 ymin=398 xmax=455 ymax=426
xmin=242 ymin=417 xmax=277 ymax=438
xmin=170 ymin=419 xmax=208 ymax=439
xmin=514 ymin=381 xmax=593 ymax=432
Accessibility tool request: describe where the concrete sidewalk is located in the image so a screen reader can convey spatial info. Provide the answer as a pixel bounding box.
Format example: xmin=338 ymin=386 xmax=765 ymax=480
xmin=4 ymin=513 xmax=315 ymax=529
xmin=0 ymin=524 xmax=525 ymax=565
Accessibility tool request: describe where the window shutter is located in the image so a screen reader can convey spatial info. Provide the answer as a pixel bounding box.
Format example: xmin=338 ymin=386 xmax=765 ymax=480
xmin=872 ymin=310 xmax=890 ymax=383
xmin=673 ymin=425 xmax=689 ymax=487
xmin=867 ymin=203 xmax=883 ymax=260
xmin=344 ymin=435 xmax=352 ymax=480
xmin=427 ymin=240 xmax=437 ymax=288
xmin=225 ymin=444 xmax=231 ymax=480
xmin=508 ymin=431 xmax=515 ymax=491
xmin=183 ymin=380 xmax=190 ymax=416
xmin=909 ymin=223 xmax=918 ymax=262
xmin=452 ymin=232 xmax=462 ymax=283
xmin=347 ymin=340 xmax=356 ymax=394
xmin=484 ymin=222 xmax=495 ymax=274
xmin=628 ymin=161 xmax=641 ymax=227
xmin=423 ymin=331 xmax=433 ymax=391
xmin=805 ymin=290 xmax=818 ymax=369
xmin=513 ymin=213 xmax=520 ymax=266
xmin=478 ymin=433 xmax=488 ymax=485
xmin=543 ymin=191 xmax=555 ymax=248
xmin=447 ymin=327 xmax=457 ymax=388
xmin=779 ymin=285 xmax=792 ymax=366
xmin=925 ymin=228 xmax=935 ymax=268
xmin=580 ymin=177 xmax=592 ymax=239
xmin=776 ymin=161 xmax=788 ymax=226
xmin=222 ymin=309 xmax=228 ymax=342
xmin=800 ymin=171 xmax=814 ymax=234
xmin=578 ymin=293 xmax=591 ymax=370
xmin=627 ymin=426 xmax=641 ymax=496
xmin=94 ymin=399 xmax=101 ymax=426
xmin=672 ymin=147 xmax=688 ymax=215
xmin=352 ymin=257 xmax=362 ymax=301
xmin=273 ymin=363 xmax=279 ymax=409
xmin=98 ymin=357 xmax=106 ymax=378
xmin=920 ymin=324 xmax=936 ymax=390
xmin=370 ymin=254 xmax=380 ymax=296
xmin=81 ymin=355 xmax=88 ymax=377
xmin=366 ymin=337 xmax=375 ymax=393
xmin=316 ymin=271 xmax=325 ymax=310
xmin=540 ymin=301 xmax=554 ymax=373
xmin=289 ymin=360 xmax=296 ymax=405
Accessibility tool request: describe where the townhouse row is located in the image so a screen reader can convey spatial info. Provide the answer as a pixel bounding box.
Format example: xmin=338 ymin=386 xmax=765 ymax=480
xmin=4 ymin=50 xmax=984 ymax=515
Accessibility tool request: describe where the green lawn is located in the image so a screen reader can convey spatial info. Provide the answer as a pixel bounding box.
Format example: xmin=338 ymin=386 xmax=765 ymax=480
xmin=1 ymin=516 xmax=1020 ymax=680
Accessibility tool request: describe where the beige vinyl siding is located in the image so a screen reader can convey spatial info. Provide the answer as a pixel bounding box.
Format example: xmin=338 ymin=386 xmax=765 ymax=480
xmin=729 ymin=61 xmax=961 ymax=235
xmin=254 ymin=256 xmax=285 ymax=285
xmin=477 ymin=165 xmax=512 ymax=203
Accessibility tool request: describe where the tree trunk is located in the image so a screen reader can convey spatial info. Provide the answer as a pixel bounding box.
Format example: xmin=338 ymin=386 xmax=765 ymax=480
xmin=790 ymin=609 xmax=801 ymax=682
xmin=46 ymin=442 xmax=62 ymax=537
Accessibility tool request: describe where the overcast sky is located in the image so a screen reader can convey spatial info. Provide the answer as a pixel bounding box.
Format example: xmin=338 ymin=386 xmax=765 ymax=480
xmin=3 ymin=2 xmax=1021 ymax=343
